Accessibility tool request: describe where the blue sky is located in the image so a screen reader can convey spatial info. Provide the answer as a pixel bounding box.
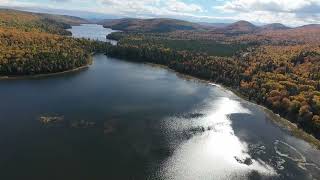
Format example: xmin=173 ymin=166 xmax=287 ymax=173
xmin=1 ymin=0 xmax=320 ymax=26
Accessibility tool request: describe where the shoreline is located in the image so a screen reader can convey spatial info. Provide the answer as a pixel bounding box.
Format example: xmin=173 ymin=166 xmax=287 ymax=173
xmin=0 ymin=64 xmax=91 ymax=80
xmin=144 ymin=61 xmax=320 ymax=149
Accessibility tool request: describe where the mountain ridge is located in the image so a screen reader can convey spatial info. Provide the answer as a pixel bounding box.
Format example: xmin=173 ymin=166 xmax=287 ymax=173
xmin=99 ymin=18 xmax=319 ymax=33
xmin=99 ymin=18 xmax=201 ymax=32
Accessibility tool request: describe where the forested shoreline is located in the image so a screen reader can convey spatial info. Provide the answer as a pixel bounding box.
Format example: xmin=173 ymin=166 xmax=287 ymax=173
xmin=105 ymin=32 xmax=320 ymax=140
xmin=0 ymin=9 xmax=107 ymax=76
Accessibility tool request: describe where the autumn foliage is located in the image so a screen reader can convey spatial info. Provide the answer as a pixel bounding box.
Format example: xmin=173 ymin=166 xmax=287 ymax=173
xmin=106 ymin=28 xmax=320 ymax=139
xmin=0 ymin=9 xmax=106 ymax=75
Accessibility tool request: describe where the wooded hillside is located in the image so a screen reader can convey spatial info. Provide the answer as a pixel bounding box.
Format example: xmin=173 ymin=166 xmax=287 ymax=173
xmin=100 ymin=18 xmax=201 ymax=32
xmin=0 ymin=9 xmax=106 ymax=76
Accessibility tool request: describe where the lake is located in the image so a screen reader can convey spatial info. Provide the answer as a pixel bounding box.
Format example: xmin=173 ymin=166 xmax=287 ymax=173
xmin=67 ymin=24 xmax=118 ymax=45
xmin=0 ymin=24 xmax=319 ymax=180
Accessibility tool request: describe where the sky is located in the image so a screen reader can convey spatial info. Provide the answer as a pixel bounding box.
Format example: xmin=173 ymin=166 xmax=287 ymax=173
xmin=0 ymin=0 xmax=320 ymax=26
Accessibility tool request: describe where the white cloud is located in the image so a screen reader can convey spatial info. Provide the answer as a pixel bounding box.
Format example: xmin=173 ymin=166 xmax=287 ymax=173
xmin=0 ymin=0 xmax=10 ymax=3
xmin=97 ymin=0 xmax=203 ymax=17
xmin=219 ymin=0 xmax=317 ymax=13
xmin=216 ymin=0 xmax=320 ymax=26
xmin=164 ymin=0 xmax=203 ymax=13
xmin=1 ymin=0 xmax=319 ymax=26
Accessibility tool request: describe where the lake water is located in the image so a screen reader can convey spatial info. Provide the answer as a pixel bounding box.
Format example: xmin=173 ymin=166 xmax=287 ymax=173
xmin=0 ymin=24 xmax=319 ymax=180
xmin=67 ymin=24 xmax=118 ymax=45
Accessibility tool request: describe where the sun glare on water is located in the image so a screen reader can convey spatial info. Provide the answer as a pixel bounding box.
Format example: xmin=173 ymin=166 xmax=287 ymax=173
xmin=160 ymin=96 xmax=277 ymax=180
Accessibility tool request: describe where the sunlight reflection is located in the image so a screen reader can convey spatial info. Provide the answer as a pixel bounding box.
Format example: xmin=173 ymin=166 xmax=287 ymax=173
xmin=160 ymin=97 xmax=277 ymax=180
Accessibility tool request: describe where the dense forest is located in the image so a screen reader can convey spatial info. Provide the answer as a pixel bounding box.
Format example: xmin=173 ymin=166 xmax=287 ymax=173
xmin=0 ymin=9 xmax=107 ymax=76
xmin=99 ymin=18 xmax=201 ymax=32
xmin=108 ymin=32 xmax=248 ymax=57
xmin=0 ymin=28 xmax=108 ymax=75
xmin=105 ymin=26 xmax=320 ymax=139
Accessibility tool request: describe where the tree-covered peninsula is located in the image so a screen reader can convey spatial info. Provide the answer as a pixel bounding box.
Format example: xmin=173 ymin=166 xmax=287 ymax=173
xmin=0 ymin=9 xmax=107 ymax=76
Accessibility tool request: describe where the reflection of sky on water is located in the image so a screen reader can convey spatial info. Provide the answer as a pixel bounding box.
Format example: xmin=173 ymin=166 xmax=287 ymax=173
xmin=160 ymin=96 xmax=277 ymax=180
xmin=68 ymin=24 xmax=118 ymax=44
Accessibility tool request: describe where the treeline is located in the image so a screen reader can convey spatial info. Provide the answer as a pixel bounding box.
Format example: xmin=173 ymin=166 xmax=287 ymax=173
xmin=106 ymin=44 xmax=243 ymax=86
xmin=0 ymin=28 xmax=108 ymax=75
xmin=107 ymin=32 xmax=247 ymax=57
xmin=106 ymin=35 xmax=320 ymax=139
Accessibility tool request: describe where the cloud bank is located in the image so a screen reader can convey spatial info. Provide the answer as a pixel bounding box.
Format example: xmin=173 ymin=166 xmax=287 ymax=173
xmin=217 ymin=0 xmax=320 ymax=25
xmin=0 ymin=0 xmax=319 ymax=26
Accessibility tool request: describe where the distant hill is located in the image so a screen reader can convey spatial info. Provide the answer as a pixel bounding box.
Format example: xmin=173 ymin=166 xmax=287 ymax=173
xmin=209 ymin=21 xmax=293 ymax=34
xmin=41 ymin=14 xmax=89 ymax=25
xmin=99 ymin=17 xmax=320 ymax=35
xmin=99 ymin=18 xmax=201 ymax=32
xmin=0 ymin=9 xmax=89 ymax=35
xmin=223 ymin=20 xmax=258 ymax=33
xmin=198 ymin=22 xmax=230 ymax=28
xmin=296 ymin=24 xmax=320 ymax=30
xmin=0 ymin=9 xmax=89 ymax=24
xmin=260 ymin=23 xmax=290 ymax=31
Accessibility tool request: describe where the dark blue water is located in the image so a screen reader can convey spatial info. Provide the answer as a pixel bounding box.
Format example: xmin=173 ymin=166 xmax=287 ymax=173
xmin=0 ymin=24 xmax=319 ymax=180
